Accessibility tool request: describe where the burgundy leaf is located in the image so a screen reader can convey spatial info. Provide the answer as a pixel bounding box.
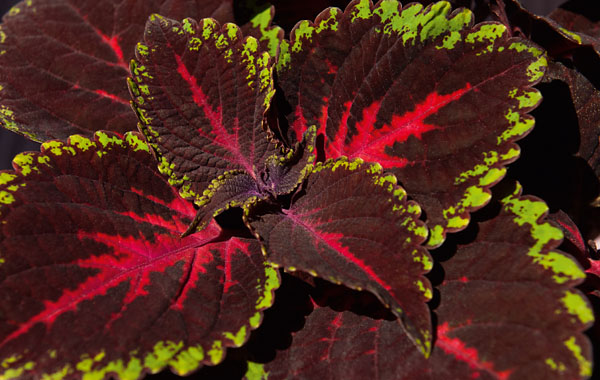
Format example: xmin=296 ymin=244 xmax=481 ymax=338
xmin=544 ymin=62 xmax=600 ymax=175
xmin=129 ymin=15 xmax=277 ymax=204
xmin=246 ymin=182 xmax=593 ymax=380
xmin=276 ymin=0 xmax=546 ymax=247
xmin=0 ymin=131 xmax=279 ymax=379
xmin=0 ymin=0 xmax=234 ymax=142
xmin=549 ymin=1 xmax=600 ymax=41
xmin=246 ymin=157 xmax=433 ymax=355
xmin=548 ymin=209 xmax=589 ymax=264
xmin=503 ymin=0 xmax=599 ymax=58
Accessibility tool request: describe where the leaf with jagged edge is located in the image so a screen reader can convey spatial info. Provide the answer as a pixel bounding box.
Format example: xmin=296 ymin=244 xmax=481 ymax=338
xmin=245 ymin=157 xmax=434 ymax=356
xmin=275 ymin=0 xmax=547 ymax=248
xmin=0 ymin=0 xmax=234 ymax=142
xmin=239 ymin=3 xmax=284 ymax=59
xmin=244 ymin=182 xmax=593 ymax=380
xmin=0 ymin=131 xmax=280 ymax=379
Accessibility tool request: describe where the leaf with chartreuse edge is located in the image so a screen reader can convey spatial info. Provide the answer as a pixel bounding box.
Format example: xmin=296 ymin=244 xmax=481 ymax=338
xmin=0 ymin=131 xmax=279 ymax=379
xmin=245 ymin=157 xmax=433 ymax=356
xmin=244 ymin=182 xmax=593 ymax=380
xmin=0 ymin=0 xmax=234 ymax=142
xmin=276 ymin=0 xmax=547 ymax=248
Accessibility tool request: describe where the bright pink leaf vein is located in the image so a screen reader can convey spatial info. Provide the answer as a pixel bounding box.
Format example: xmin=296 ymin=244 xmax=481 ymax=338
xmin=175 ymin=54 xmax=254 ymax=174
xmin=0 ymin=229 xmax=214 ymax=347
xmin=328 ymin=84 xmax=472 ymax=166
xmin=284 ymin=210 xmax=393 ymax=292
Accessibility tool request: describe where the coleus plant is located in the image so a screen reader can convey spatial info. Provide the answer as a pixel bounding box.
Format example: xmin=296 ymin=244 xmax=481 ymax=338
xmin=0 ymin=0 xmax=598 ymax=379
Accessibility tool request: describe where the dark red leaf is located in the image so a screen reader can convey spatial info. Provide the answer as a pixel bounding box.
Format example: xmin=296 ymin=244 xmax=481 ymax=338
xmin=246 ymin=157 xmax=433 ymax=355
xmin=129 ymin=16 xmax=277 ymax=204
xmin=130 ymin=17 xmax=317 ymax=235
xmin=276 ymin=0 xmax=546 ymax=247
xmin=549 ymin=1 xmax=600 ymax=41
xmin=245 ymin=182 xmax=593 ymax=380
xmin=503 ymin=0 xmax=599 ymax=58
xmin=0 ymin=0 xmax=234 ymax=142
xmin=0 ymin=131 xmax=279 ymax=379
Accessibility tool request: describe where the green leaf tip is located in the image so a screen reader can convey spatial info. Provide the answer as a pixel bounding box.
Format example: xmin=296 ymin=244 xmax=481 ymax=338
xmin=501 ymin=183 xmax=586 ymax=284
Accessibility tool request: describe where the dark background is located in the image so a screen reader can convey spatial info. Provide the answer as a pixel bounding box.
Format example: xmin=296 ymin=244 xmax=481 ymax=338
xmin=0 ymin=0 xmax=566 ymax=169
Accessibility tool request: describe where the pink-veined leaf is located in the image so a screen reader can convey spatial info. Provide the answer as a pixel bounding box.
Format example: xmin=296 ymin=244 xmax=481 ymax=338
xmin=129 ymin=15 xmax=276 ymax=199
xmin=0 ymin=0 xmax=234 ymax=142
xmin=0 ymin=131 xmax=280 ymax=379
xmin=276 ymin=0 xmax=547 ymax=248
xmin=244 ymin=182 xmax=593 ymax=380
xmin=245 ymin=157 xmax=434 ymax=356
xmin=130 ymin=16 xmax=316 ymax=235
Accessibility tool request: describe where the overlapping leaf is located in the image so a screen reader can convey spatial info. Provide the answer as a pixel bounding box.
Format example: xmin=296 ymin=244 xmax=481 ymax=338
xmin=245 ymin=157 xmax=434 ymax=355
xmin=130 ymin=16 xmax=315 ymax=234
xmin=0 ymin=131 xmax=279 ymax=379
xmin=276 ymin=0 xmax=546 ymax=247
xmin=503 ymin=0 xmax=600 ymax=58
xmin=245 ymin=182 xmax=593 ymax=380
xmin=0 ymin=0 xmax=234 ymax=142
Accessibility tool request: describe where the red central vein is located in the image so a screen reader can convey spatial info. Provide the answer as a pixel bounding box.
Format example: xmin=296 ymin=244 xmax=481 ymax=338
xmin=328 ymin=84 xmax=472 ymax=165
xmin=174 ymin=54 xmax=254 ymax=174
xmin=286 ymin=211 xmax=392 ymax=292
xmin=0 ymin=230 xmax=214 ymax=347
xmin=67 ymin=4 xmax=128 ymax=70
xmin=129 ymin=187 xmax=196 ymax=219
xmin=95 ymin=89 xmax=129 ymax=105
xmin=437 ymin=323 xmax=512 ymax=380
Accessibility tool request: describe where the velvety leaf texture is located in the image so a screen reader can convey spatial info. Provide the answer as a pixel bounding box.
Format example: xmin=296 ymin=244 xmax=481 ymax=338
xmin=246 ymin=183 xmax=593 ymax=380
xmin=129 ymin=16 xmax=277 ymax=206
xmin=0 ymin=0 xmax=234 ymax=142
xmin=182 ymin=126 xmax=317 ymax=236
xmin=276 ymin=0 xmax=547 ymax=248
xmin=0 ymin=131 xmax=280 ymax=379
xmin=246 ymin=157 xmax=434 ymax=355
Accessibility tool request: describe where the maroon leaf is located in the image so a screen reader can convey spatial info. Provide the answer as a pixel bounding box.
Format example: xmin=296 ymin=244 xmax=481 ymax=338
xmin=130 ymin=16 xmax=316 ymax=235
xmin=0 ymin=0 xmax=234 ymax=142
xmin=544 ymin=62 xmax=600 ymax=175
xmin=503 ymin=0 xmax=599 ymax=58
xmin=276 ymin=0 xmax=547 ymax=247
xmin=246 ymin=182 xmax=593 ymax=380
xmin=246 ymin=157 xmax=433 ymax=355
xmin=549 ymin=1 xmax=600 ymax=41
xmin=0 ymin=131 xmax=279 ymax=379
xmin=548 ymin=209 xmax=589 ymax=264
xmin=129 ymin=15 xmax=277 ymax=204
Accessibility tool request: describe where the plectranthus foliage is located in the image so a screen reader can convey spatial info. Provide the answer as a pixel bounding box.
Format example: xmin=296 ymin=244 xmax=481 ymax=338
xmin=0 ymin=0 xmax=597 ymax=379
